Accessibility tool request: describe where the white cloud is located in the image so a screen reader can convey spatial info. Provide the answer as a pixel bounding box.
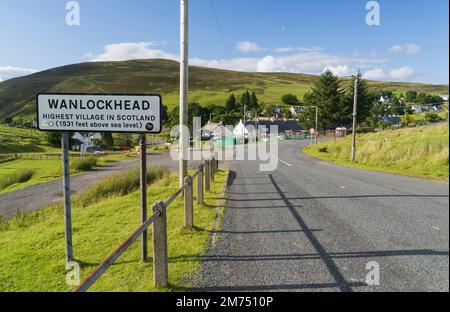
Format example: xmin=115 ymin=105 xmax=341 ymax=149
xmin=236 ymin=41 xmax=263 ymax=53
xmin=88 ymin=42 xmax=178 ymax=62
xmin=363 ymin=68 xmax=387 ymax=80
xmin=0 ymin=66 xmax=37 ymax=82
xmin=389 ymin=66 xmax=415 ymax=79
xmin=274 ymin=46 xmax=322 ymax=53
xmin=389 ymin=43 xmax=421 ymax=55
xmin=364 ymin=66 xmax=416 ymax=81
xmin=87 ymin=42 xmax=388 ymax=76
xmin=323 ymin=65 xmax=351 ymax=77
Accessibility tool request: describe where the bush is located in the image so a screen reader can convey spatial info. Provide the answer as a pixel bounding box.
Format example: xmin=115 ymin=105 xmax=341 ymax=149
xmin=71 ymin=156 xmax=99 ymax=171
xmin=0 ymin=169 xmax=34 ymax=190
xmin=424 ymin=113 xmax=441 ymax=123
xmin=77 ymin=167 xmax=168 ymax=208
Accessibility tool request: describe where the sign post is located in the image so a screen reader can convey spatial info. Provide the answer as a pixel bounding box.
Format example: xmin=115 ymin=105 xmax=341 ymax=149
xmin=140 ymin=134 xmax=148 ymax=263
xmin=37 ymin=93 xmax=162 ymax=264
xmin=62 ymin=131 xmax=73 ymax=263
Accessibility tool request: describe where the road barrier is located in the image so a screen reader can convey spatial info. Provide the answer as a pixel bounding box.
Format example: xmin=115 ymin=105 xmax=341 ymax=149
xmin=73 ymin=153 xmax=219 ymax=292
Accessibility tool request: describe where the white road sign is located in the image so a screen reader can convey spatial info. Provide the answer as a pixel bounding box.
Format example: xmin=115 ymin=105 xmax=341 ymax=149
xmin=310 ymin=128 xmax=316 ymax=134
xmin=37 ymin=93 xmax=162 ymax=133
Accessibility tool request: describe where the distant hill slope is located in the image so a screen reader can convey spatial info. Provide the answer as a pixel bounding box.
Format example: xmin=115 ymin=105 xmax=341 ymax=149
xmin=0 ymin=59 xmax=448 ymax=118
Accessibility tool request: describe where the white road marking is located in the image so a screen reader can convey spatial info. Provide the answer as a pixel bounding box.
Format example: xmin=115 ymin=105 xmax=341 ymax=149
xmin=279 ymin=159 xmax=293 ymax=167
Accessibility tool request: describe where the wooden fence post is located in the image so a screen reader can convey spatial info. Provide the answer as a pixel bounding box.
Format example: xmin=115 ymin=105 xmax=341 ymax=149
xmin=205 ymin=160 xmax=210 ymax=192
xmin=184 ymin=176 xmax=194 ymax=229
xmin=197 ymin=165 xmax=204 ymax=205
xmin=152 ymin=201 xmax=168 ymax=288
xmin=210 ymin=155 xmax=215 ymax=182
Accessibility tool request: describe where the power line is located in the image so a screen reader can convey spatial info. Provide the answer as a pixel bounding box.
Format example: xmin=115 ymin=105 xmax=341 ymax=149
xmin=209 ymin=0 xmax=230 ymax=58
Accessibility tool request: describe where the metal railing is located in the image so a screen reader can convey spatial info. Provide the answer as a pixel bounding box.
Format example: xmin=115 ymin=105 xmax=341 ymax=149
xmin=73 ymin=153 xmax=220 ymax=292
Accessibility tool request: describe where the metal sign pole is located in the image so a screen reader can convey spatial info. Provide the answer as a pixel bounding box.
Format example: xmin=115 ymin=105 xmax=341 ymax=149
xmin=140 ymin=134 xmax=148 ymax=262
xmin=62 ymin=131 xmax=73 ymax=263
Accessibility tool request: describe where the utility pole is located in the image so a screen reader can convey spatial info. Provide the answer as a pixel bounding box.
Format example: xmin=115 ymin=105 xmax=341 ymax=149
xmin=351 ymin=75 xmax=358 ymax=162
xmin=179 ymin=0 xmax=189 ymax=188
xmin=315 ymin=106 xmax=318 ymax=144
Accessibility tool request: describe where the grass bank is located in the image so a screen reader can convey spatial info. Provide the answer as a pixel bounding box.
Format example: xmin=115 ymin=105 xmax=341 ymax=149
xmin=0 ymin=167 xmax=228 ymax=292
xmin=0 ymin=153 xmax=133 ymax=194
xmin=304 ymin=124 xmax=449 ymax=181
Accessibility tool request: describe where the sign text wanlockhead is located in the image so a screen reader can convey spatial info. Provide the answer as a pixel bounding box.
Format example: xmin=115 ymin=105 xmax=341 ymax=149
xmin=37 ymin=93 xmax=162 ymax=133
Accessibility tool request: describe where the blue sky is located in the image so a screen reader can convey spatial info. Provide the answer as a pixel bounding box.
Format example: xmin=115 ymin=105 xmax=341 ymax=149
xmin=0 ymin=0 xmax=448 ymax=84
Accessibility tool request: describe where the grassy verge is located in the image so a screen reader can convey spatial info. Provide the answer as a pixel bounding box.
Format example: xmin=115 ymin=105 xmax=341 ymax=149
xmin=0 ymin=152 xmax=133 ymax=194
xmin=0 ymin=167 xmax=229 ymax=292
xmin=304 ymin=124 xmax=449 ymax=181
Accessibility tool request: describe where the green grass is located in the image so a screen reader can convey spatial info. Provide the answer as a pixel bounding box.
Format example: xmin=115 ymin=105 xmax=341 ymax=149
xmin=71 ymin=156 xmax=99 ymax=172
xmin=0 ymin=167 xmax=228 ymax=292
xmin=0 ymin=169 xmax=35 ymax=190
xmin=304 ymin=124 xmax=449 ymax=181
xmin=0 ymin=152 xmax=133 ymax=194
xmin=0 ymin=125 xmax=57 ymax=154
xmin=1 ymin=59 xmax=448 ymax=119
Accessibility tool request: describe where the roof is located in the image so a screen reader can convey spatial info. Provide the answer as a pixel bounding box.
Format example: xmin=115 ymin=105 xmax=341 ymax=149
xmin=201 ymin=122 xmax=222 ymax=132
xmin=245 ymin=120 xmax=303 ymax=133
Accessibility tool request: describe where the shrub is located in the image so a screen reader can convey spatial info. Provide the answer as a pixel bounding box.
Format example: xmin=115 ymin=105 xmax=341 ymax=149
xmin=424 ymin=113 xmax=441 ymax=123
xmin=71 ymin=156 xmax=99 ymax=172
xmin=0 ymin=169 xmax=34 ymax=190
xmin=77 ymin=167 xmax=168 ymax=208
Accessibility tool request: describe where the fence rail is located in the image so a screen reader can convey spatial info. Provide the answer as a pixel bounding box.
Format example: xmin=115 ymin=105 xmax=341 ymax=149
xmin=73 ymin=153 xmax=220 ymax=292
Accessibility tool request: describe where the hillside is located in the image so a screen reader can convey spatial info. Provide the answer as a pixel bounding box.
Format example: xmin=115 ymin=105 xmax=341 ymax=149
xmin=0 ymin=59 xmax=448 ymax=119
xmin=304 ymin=124 xmax=449 ymax=181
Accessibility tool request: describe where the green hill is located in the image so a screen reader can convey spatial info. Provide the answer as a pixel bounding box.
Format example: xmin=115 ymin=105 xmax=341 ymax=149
xmin=0 ymin=58 xmax=448 ymax=119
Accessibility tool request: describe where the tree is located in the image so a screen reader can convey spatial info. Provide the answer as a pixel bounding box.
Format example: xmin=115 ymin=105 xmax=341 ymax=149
xmin=101 ymin=132 xmax=114 ymax=149
xmin=225 ymin=94 xmax=237 ymax=112
xmin=249 ymin=91 xmax=259 ymax=111
xmin=405 ymin=91 xmax=417 ymax=102
xmin=281 ymin=94 xmax=300 ymax=106
xmin=239 ymin=91 xmax=251 ymax=110
xmin=3 ymin=117 xmax=13 ymax=124
xmin=389 ymin=97 xmax=402 ymax=115
xmin=301 ymin=70 xmax=346 ymax=129
xmin=346 ymin=72 xmax=377 ymax=123
xmin=46 ymin=132 xmax=62 ymax=147
xmin=416 ymin=92 xmax=427 ymax=104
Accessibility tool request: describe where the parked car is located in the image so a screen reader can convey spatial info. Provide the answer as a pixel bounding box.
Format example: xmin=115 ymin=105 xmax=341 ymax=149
xmin=87 ymin=146 xmax=106 ymax=156
xmin=119 ymin=146 xmax=131 ymax=151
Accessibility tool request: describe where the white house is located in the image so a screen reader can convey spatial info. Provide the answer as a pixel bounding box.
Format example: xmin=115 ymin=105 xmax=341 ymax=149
xmin=379 ymin=95 xmax=391 ymax=105
xmin=439 ymin=94 xmax=449 ymax=102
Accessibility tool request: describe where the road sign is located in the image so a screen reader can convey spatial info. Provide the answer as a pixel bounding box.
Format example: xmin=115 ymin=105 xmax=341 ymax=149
xmin=37 ymin=93 xmax=162 ymax=133
xmin=310 ymin=128 xmax=316 ymax=135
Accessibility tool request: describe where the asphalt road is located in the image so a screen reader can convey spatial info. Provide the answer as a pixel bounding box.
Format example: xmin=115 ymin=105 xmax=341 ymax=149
xmin=0 ymin=151 xmax=194 ymax=219
xmin=194 ymin=140 xmax=449 ymax=292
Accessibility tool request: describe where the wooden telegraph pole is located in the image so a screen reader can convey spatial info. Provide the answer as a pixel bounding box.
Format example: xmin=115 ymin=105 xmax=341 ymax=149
xmin=179 ymin=0 xmax=189 ymax=188
xmin=351 ymin=75 xmax=358 ymax=162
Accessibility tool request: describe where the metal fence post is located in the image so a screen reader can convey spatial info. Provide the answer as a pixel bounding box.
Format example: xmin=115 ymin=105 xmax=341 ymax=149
xmin=197 ymin=165 xmax=204 ymax=205
xmin=152 ymin=201 xmax=168 ymax=288
xmin=184 ymin=176 xmax=194 ymax=228
xmin=140 ymin=134 xmax=148 ymax=263
xmin=205 ymin=160 xmax=210 ymax=192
